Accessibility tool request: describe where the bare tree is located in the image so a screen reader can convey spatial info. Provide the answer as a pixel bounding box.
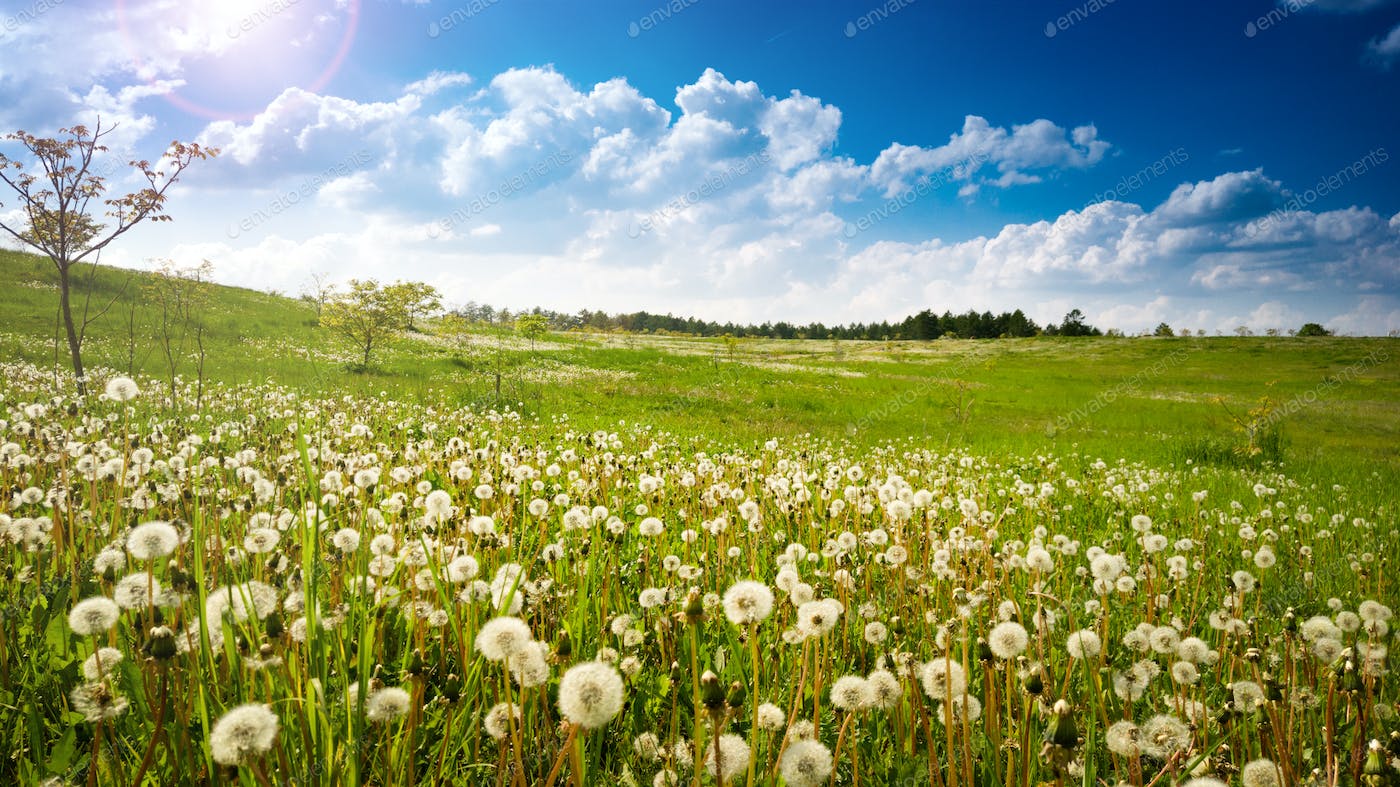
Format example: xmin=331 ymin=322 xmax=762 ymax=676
xmin=146 ymin=259 xmax=214 ymax=408
xmin=301 ymin=270 xmax=335 ymax=325
xmin=0 ymin=121 xmax=217 ymax=395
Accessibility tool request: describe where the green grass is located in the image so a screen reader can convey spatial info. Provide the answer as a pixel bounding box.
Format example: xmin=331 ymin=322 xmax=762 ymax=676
xmin=3 ymin=247 xmax=1397 ymax=490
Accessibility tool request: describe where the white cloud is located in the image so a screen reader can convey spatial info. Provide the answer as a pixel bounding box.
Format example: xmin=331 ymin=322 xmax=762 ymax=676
xmin=869 ymin=115 xmax=1110 ymax=198
xmin=1365 ymin=21 xmax=1400 ymax=67
xmin=1328 ymin=295 xmax=1400 ymax=335
xmin=1154 ymin=169 xmax=1285 ymax=226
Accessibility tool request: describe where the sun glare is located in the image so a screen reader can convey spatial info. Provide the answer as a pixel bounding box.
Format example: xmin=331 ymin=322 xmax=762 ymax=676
xmin=114 ymin=0 xmax=360 ymax=120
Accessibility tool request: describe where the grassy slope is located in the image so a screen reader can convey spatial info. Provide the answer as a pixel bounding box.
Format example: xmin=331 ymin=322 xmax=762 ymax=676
xmin=2 ymin=249 xmax=1397 ymax=487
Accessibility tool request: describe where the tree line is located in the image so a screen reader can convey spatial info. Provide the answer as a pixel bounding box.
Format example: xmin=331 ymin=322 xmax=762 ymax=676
xmin=450 ymin=302 xmax=1104 ymax=340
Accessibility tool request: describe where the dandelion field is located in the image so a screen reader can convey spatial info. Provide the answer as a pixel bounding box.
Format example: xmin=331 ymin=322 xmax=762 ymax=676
xmin=2 ymin=345 xmax=1399 ymax=787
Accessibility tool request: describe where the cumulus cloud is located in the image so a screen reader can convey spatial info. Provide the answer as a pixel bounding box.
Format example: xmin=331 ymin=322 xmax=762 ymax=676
xmin=869 ymin=115 xmax=1110 ymax=198
xmin=1154 ymin=169 xmax=1286 ymax=226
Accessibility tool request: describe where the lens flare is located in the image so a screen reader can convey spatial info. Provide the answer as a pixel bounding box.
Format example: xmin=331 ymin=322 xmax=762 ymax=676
xmin=114 ymin=0 xmax=360 ymax=121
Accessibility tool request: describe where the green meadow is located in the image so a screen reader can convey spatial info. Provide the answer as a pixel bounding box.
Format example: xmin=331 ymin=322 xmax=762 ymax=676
xmin=3 ymin=249 xmax=1396 ymax=488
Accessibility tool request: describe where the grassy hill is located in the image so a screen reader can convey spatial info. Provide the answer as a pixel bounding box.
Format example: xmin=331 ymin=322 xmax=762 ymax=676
xmin=2 ymin=248 xmax=1397 ymax=487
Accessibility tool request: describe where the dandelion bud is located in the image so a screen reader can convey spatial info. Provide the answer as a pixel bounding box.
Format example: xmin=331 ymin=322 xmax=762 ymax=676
xmin=701 ymin=671 xmax=726 ymax=710
xmin=147 ymin=625 xmax=178 ymax=661
xmin=1022 ymin=664 xmax=1046 ymax=696
xmin=264 ymin=612 xmax=285 ymax=640
xmin=726 ymin=681 xmax=746 ymax=710
xmin=976 ymin=638 xmax=993 ymax=663
xmin=407 ymin=649 xmax=426 ymax=677
xmin=1362 ymin=740 xmax=1386 ymax=787
xmin=889 ymin=616 xmax=904 ymax=637
xmin=167 ymin=562 xmax=194 ymax=592
xmin=1042 ymin=700 xmax=1079 ymax=749
xmin=555 ymin=630 xmax=572 ymax=659
xmin=684 ymin=592 xmax=705 ymax=625
xmin=440 ymin=673 xmax=462 ymax=703
xmin=1338 ymin=662 xmax=1363 ymax=694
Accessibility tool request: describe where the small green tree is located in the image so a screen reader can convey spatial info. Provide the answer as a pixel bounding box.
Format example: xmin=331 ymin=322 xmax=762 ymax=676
xmin=515 ymin=312 xmax=548 ymax=350
xmin=321 ymin=279 xmax=442 ymax=367
xmin=1297 ymin=322 xmax=1332 ymax=337
xmin=1153 ymin=322 xmax=1175 ymax=337
xmin=439 ymin=312 xmax=473 ymax=356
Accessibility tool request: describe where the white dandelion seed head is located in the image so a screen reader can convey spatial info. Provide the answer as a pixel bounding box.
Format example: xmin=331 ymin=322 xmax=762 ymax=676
xmin=1105 ymin=720 xmax=1141 ymax=757
xmin=756 ymin=702 xmax=786 ymax=730
xmin=703 ymin=733 xmax=750 ymax=783
xmin=113 ymin=572 xmax=161 ymax=610
xmin=331 ymin=528 xmax=361 ymax=554
xmin=365 ymin=687 xmax=412 ymax=723
xmin=209 ymin=704 xmax=279 ymax=765
xmin=988 ymin=621 xmax=1029 ymax=659
xmin=633 ymin=731 xmax=661 ymax=761
xmin=474 ymin=616 xmax=534 ymax=662
xmin=483 ymin=702 xmax=521 ymax=741
xmin=920 ymin=658 xmax=968 ymax=700
xmin=126 ymin=520 xmax=180 ymax=561
xmin=557 ymin=661 xmax=625 ymax=729
xmin=70 ymin=680 xmax=130 ymax=722
xmin=829 ymin=675 xmax=872 ymax=712
xmin=1141 ymin=714 xmax=1190 ymax=759
xmin=69 ymin=596 xmax=121 ymax=636
xmin=1066 ymin=629 xmax=1102 ymax=660
xmin=722 ymin=580 xmax=774 ymax=626
xmin=104 ymin=376 xmax=140 ymax=402
xmin=81 ymin=647 xmax=125 ymax=681
xmin=1242 ymin=758 xmax=1282 ymax=787
xmin=779 ymin=738 xmax=833 ymax=787
xmin=424 ymin=489 xmax=453 ymax=517
xmin=866 ymin=668 xmax=902 ymax=709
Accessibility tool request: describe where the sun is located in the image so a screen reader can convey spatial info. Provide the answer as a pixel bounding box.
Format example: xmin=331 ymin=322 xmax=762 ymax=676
xmin=114 ymin=0 xmax=360 ymax=120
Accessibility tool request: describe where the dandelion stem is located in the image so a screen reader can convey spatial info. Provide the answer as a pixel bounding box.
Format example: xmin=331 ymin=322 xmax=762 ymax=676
xmin=542 ymin=722 xmax=580 ymax=787
xmin=130 ymin=667 xmax=168 ymax=787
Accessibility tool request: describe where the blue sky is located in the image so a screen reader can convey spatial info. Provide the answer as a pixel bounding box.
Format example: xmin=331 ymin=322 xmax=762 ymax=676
xmin=1 ymin=0 xmax=1399 ymax=333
